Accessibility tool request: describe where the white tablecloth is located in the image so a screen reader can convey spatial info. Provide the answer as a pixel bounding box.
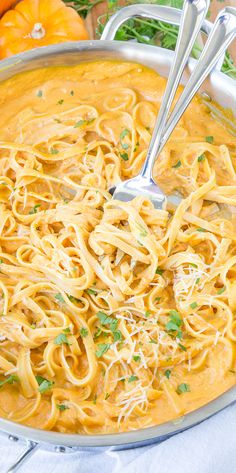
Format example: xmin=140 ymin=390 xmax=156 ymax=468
xmin=0 ymin=403 xmax=235 ymax=473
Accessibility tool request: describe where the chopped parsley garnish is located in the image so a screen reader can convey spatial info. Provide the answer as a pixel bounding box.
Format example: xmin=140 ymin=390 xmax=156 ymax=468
xmin=56 ymin=404 xmax=69 ymax=411
xmin=178 ymin=343 xmax=187 ymax=351
xmin=156 ymin=267 xmax=164 ymax=275
xmin=55 ymin=293 xmax=65 ymax=303
xmin=172 ymin=160 xmax=181 ymax=168
xmin=50 ymin=148 xmax=59 ymax=155
xmin=166 ymin=310 xmax=183 ymax=339
xmin=97 ymin=311 xmax=118 ymax=331
xmin=128 ymin=375 xmax=138 ymax=383
xmin=197 ymin=227 xmax=206 ymax=232
xmin=37 ymin=90 xmax=43 ymax=97
xmin=133 ymin=355 xmax=141 ymax=362
xmin=205 ymin=136 xmax=214 ymax=143
xmin=120 ymin=129 xmax=130 ymax=140
xmin=36 ymin=375 xmax=54 ymax=393
xmin=217 ymin=286 xmax=226 ymax=295
xmin=57 ymin=99 xmax=64 ymax=105
xmin=85 ymin=288 xmax=98 ymax=295
xmin=164 ymin=369 xmax=171 ymax=379
xmin=149 ymin=339 xmax=158 ymax=344
xmin=196 ymin=278 xmax=200 ymax=284
xmin=113 ymin=330 xmax=122 ymax=342
xmin=29 ymin=204 xmax=41 ymax=214
xmin=0 ymin=375 xmax=18 ymax=388
xmin=198 ymin=153 xmax=206 ymax=162
xmin=63 ymin=327 xmax=71 ymax=334
xmin=155 ymin=296 xmax=161 ymax=302
xmin=120 ymin=152 xmax=129 ymax=161
xmin=122 ymin=143 xmax=129 ymax=150
xmin=145 ymin=310 xmax=151 ymax=317
xmin=54 ymin=333 xmax=70 ymax=346
xmin=176 ymin=383 xmax=190 ymax=394
xmin=189 ymin=263 xmax=197 ymax=268
xmin=105 ymin=392 xmax=110 ymax=400
xmin=94 ymin=328 xmax=102 ymax=339
xmin=74 ymin=118 xmax=95 ymax=128
xmin=0 ymin=260 xmax=3 ymax=264
xmin=80 ymin=327 xmax=88 ymax=338
xmin=95 ymin=343 xmax=111 ymax=358
xmin=190 ymin=302 xmax=198 ymax=309
xmin=68 ymin=295 xmax=80 ymax=304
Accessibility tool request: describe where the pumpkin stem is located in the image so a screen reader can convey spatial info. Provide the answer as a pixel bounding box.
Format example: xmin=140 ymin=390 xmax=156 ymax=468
xmin=30 ymin=23 xmax=45 ymax=40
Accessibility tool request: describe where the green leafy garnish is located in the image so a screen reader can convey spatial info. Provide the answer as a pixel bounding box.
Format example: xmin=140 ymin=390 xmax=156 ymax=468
xmin=97 ymin=311 xmax=118 ymax=331
xmin=166 ymin=310 xmax=183 ymax=339
xmin=197 ymin=227 xmax=206 ymax=232
xmin=178 ymin=343 xmax=187 ymax=351
xmin=37 ymin=90 xmax=43 ymax=97
xmin=172 ymin=160 xmax=181 ymax=168
xmin=149 ymin=339 xmax=158 ymax=344
xmin=50 ymin=148 xmax=59 ymax=155
xmin=85 ymin=288 xmax=98 ymax=295
xmin=120 ymin=152 xmax=129 ymax=161
xmin=196 ymin=278 xmax=200 ymax=284
xmin=128 ymin=375 xmax=138 ymax=383
xmin=0 ymin=375 xmax=19 ymax=388
xmin=198 ymin=154 xmax=206 ymax=162
xmin=206 ymin=136 xmax=214 ymax=143
xmin=36 ymin=375 xmax=54 ymax=393
xmin=176 ymin=383 xmax=190 ymax=394
xmin=189 ymin=263 xmax=197 ymax=268
xmin=133 ymin=355 xmax=141 ymax=362
xmin=54 ymin=333 xmax=70 ymax=346
xmin=57 ymin=99 xmax=64 ymax=105
xmin=56 ymin=404 xmax=69 ymax=411
xmin=217 ymin=286 xmax=226 ymax=295
xmin=156 ymin=267 xmax=164 ymax=276
xmin=74 ymin=118 xmax=95 ymax=128
xmin=164 ymin=369 xmax=171 ymax=379
xmin=120 ymin=129 xmax=130 ymax=140
xmin=95 ymin=343 xmax=111 ymax=358
xmin=145 ymin=310 xmax=151 ymax=318
xmin=105 ymin=392 xmax=110 ymax=400
xmin=113 ymin=330 xmax=123 ymax=342
xmin=190 ymin=302 xmax=198 ymax=309
xmin=29 ymin=204 xmax=41 ymax=214
xmin=80 ymin=327 xmax=88 ymax=338
xmin=55 ymin=293 xmax=65 ymax=303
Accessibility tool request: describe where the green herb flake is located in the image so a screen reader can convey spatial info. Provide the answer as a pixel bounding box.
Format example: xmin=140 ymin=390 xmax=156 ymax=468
xmin=189 ymin=263 xmax=197 ymax=268
xmin=54 ymin=333 xmax=70 ymax=346
xmin=50 ymin=148 xmax=59 ymax=155
xmin=36 ymin=375 xmax=54 ymax=393
xmin=156 ymin=267 xmax=164 ymax=276
xmin=120 ymin=129 xmax=130 ymax=140
xmin=0 ymin=260 xmax=3 ymax=264
xmin=0 ymin=375 xmax=19 ymax=388
xmin=149 ymin=339 xmax=158 ymax=344
xmin=198 ymin=153 xmax=206 ymax=162
xmin=206 ymin=136 xmax=214 ymax=143
xmin=196 ymin=278 xmax=200 ymax=284
xmin=97 ymin=311 xmax=118 ymax=333
xmin=145 ymin=310 xmax=151 ymax=318
xmin=95 ymin=343 xmax=111 ymax=358
xmin=56 ymin=404 xmax=69 ymax=411
xmin=178 ymin=343 xmax=187 ymax=351
xmin=85 ymin=288 xmax=97 ymax=295
xmin=133 ymin=355 xmax=141 ymax=362
xmin=120 ymin=152 xmax=129 ymax=161
xmin=29 ymin=204 xmax=41 ymax=215
xmin=37 ymin=90 xmax=43 ymax=97
xmin=164 ymin=369 xmax=171 ymax=379
xmin=128 ymin=375 xmax=138 ymax=383
xmin=55 ymin=293 xmax=65 ymax=303
xmin=80 ymin=327 xmax=88 ymax=338
xmin=176 ymin=383 xmax=190 ymax=394
xmin=113 ymin=330 xmax=123 ymax=342
xmin=105 ymin=392 xmax=110 ymax=400
xmin=122 ymin=143 xmax=129 ymax=150
xmin=172 ymin=160 xmax=181 ymax=169
xmin=166 ymin=310 xmax=183 ymax=339
xmin=57 ymin=99 xmax=64 ymax=105
xmin=155 ymin=296 xmax=161 ymax=302
xmin=217 ymin=286 xmax=226 ymax=295
xmin=63 ymin=327 xmax=71 ymax=334
xmin=190 ymin=302 xmax=198 ymax=309
xmin=197 ymin=227 xmax=206 ymax=232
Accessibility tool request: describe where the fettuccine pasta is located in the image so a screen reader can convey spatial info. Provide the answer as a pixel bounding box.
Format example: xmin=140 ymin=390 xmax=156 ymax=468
xmin=0 ymin=61 xmax=235 ymax=433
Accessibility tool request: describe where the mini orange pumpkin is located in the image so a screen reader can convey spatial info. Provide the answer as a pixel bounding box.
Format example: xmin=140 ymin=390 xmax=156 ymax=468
xmin=0 ymin=0 xmax=89 ymax=59
xmin=0 ymin=0 xmax=17 ymax=17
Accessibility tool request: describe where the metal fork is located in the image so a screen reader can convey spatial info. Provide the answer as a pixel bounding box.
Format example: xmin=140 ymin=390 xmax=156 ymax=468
xmin=111 ymin=5 xmax=236 ymax=209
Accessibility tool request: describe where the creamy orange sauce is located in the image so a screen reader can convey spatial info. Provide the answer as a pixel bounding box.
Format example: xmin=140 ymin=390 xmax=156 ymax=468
xmin=0 ymin=61 xmax=235 ymax=434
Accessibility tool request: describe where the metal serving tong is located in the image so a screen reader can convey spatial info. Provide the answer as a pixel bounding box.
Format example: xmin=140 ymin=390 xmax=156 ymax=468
xmin=110 ymin=2 xmax=236 ymax=209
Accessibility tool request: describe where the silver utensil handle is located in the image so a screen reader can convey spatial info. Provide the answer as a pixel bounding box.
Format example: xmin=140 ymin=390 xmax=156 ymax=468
xmin=6 ymin=440 xmax=38 ymax=473
xmin=101 ymin=3 xmax=212 ymax=40
xmin=140 ymin=0 xmax=209 ymax=180
xmin=159 ymin=7 xmax=236 ymax=155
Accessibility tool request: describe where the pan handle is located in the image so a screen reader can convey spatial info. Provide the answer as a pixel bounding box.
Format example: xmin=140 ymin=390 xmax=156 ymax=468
xmin=6 ymin=440 xmax=38 ymax=473
xmin=101 ymin=3 xmax=225 ymax=71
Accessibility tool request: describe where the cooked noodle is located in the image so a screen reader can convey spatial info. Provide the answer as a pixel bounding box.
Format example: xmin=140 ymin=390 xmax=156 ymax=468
xmin=0 ymin=61 xmax=235 ymax=433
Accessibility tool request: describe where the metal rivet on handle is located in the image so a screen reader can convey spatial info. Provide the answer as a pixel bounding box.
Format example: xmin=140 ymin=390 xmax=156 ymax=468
xmin=8 ymin=435 xmax=19 ymax=442
xmin=55 ymin=446 xmax=66 ymax=453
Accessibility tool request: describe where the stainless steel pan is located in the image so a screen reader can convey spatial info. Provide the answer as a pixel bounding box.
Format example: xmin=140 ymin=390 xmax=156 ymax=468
xmin=0 ymin=4 xmax=235 ymax=472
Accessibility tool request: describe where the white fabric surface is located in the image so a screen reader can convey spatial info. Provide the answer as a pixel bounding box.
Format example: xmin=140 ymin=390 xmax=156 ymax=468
xmin=0 ymin=403 xmax=235 ymax=473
